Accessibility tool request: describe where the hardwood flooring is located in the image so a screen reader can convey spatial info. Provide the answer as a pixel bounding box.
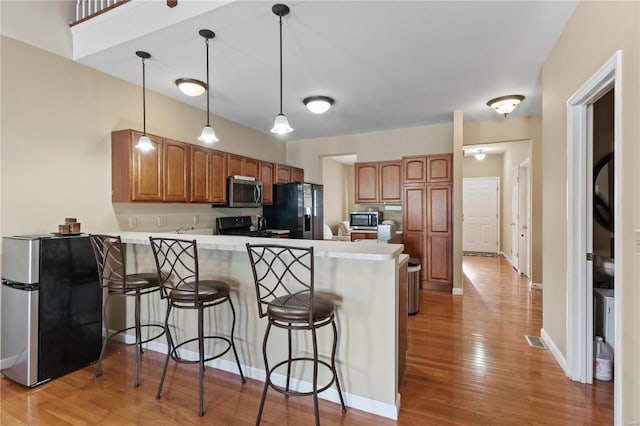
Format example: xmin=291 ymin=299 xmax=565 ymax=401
xmin=0 ymin=256 xmax=613 ymax=425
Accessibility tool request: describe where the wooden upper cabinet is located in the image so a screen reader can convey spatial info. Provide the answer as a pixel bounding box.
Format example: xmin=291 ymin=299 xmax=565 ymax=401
xmin=355 ymin=162 xmax=379 ymax=203
xmin=291 ymin=167 xmax=304 ymax=183
xmin=190 ymin=147 xmax=227 ymax=204
xmin=426 ymin=154 xmax=452 ymax=182
xmin=112 ymin=129 xmax=163 ymax=202
xmin=163 ymin=139 xmax=190 ymax=202
xmin=209 ymin=150 xmax=227 ymax=204
xmin=244 ymin=157 xmax=259 ymax=179
xmin=259 ymin=161 xmax=274 ymax=205
xmin=402 ymin=156 xmax=427 ymax=184
xmin=275 ymin=164 xmax=291 ymax=183
xmin=190 ymin=146 xmax=210 ymax=203
xmin=227 ymin=154 xmax=244 ymax=177
xmin=378 ymin=161 xmax=402 ymax=203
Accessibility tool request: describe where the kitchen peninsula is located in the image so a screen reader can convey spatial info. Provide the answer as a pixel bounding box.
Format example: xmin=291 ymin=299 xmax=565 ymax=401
xmin=116 ymin=232 xmax=407 ymax=419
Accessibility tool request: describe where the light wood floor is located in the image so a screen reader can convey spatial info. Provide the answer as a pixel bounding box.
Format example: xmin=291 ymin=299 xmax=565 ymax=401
xmin=0 ymin=256 xmax=613 ymax=425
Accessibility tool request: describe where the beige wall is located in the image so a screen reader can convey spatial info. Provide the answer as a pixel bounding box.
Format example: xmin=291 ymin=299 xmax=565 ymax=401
xmin=463 ymin=116 xmax=542 ymax=284
xmin=463 ymin=154 xmax=503 ymax=178
xmin=542 ymin=1 xmax=639 ymax=422
xmin=0 ymin=36 xmax=285 ymax=239
xmin=287 ymin=123 xmax=453 ymax=183
xmin=321 ymin=157 xmax=349 ymax=231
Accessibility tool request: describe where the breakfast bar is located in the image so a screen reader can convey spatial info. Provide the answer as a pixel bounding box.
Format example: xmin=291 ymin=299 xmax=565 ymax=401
xmin=114 ymin=232 xmax=406 ymax=420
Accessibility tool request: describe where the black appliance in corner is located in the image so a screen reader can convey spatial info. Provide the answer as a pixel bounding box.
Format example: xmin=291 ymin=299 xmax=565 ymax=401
xmin=263 ymin=182 xmax=323 ymax=240
xmin=1 ymin=235 xmax=102 ymax=387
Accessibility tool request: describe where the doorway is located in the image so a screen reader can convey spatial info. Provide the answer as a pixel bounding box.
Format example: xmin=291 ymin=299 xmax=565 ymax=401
xmin=565 ymin=51 xmax=620 ymax=419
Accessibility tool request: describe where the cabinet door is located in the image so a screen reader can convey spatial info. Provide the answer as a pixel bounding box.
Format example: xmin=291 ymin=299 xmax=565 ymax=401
xmin=210 ymin=150 xmax=227 ymax=204
xmin=190 ymin=146 xmax=210 ymax=203
xmin=275 ymin=164 xmax=291 ymax=183
xmin=379 ymin=161 xmax=402 ymax=203
xmin=426 ymin=184 xmax=452 ymax=285
xmin=402 ymin=156 xmax=427 ymax=184
xmin=403 ymin=233 xmax=426 ymax=282
xmin=403 ymin=186 xmax=426 ymax=233
xmin=227 ymin=154 xmax=244 ymax=177
xmin=244 ymin=157 xmax=259 ymax=179
xmin=291 ymin=167 xmax=304 ymax=183
xmin=163 ymin=139 xmax=190 ymax=202
xmin=355 ymin=162 xmax=379 ymax=203
xmin=259 ymin=161 xmax=274 ymax=205
xmin=131 ymin=131 xmax=163 ymax=201
xmin=426 ymin=154 xmax=452 ymax=182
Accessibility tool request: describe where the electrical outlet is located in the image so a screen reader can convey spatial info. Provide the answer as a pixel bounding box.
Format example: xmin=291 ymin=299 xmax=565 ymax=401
xmin=636 ymin=230 xmax=640 ymax=254
xmin=158 ymin=216 xmax=168 ymax=227
xmin=193 ymin=215 xmax=199 ymax=225
xmin=129 ymin=217 xmax=137 ymax=229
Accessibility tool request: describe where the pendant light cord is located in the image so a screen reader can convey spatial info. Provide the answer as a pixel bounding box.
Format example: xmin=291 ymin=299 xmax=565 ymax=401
xmin=205 ymin=37 xmax=210 ymax=126
xmin=142 ymin=57 xmax=146 ymax=134
xmin=278 ymin=14 xmax=283 ymax=114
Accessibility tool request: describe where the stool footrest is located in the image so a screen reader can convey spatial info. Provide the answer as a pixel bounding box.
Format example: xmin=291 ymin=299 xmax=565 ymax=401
xmin=106 ymin=323 xmax=166 ymax=346
xmin=267 ymin=357 xmax=337 ymax=397
xmin=170 ymin=336 xmax=232 ymax=365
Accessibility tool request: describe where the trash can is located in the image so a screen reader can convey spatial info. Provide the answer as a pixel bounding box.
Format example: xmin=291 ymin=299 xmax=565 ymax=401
xmin=408 ymin=258 xmax=421 ymax=315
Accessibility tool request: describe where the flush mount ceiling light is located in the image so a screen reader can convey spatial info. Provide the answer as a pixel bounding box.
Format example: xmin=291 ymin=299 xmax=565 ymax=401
xmin=175 ymin=78 xmax=207 ymax=97
xmin=270 ymin=3 xmax=293 ymax=135
xmin=303 ymin=96 xmax=334 ymax=114
xmin=134 ymin=50 xmax=154 ymax=152
xmin=474 ymin=149 xmax=486 ymax=161
xmin=487 ymin=94 xmax=525 ymax=117
xmin=198 ymin=29 xmax=219 ymax=143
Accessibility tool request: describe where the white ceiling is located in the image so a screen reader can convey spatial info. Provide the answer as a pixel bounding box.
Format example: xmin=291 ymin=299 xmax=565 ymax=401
xmin=2 ymin=1 xmax=578 ymax=141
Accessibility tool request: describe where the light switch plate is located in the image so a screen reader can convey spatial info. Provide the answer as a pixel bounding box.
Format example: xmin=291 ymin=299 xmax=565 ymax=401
xmin=635 ymin=230 xmax=640 ymax=254
xmin=193 ymin=215 xmax=199 ymax=225
xmin=158 ymin=216 xmax=168 ymax=227
xmin=129 ymin=217 xmax=137 ymax=229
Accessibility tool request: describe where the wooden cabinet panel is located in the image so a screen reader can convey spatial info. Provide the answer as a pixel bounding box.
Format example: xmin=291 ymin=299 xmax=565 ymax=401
xmin=403 ymin=186 xmax=426 ymax=232
xmin=210 ymin=150 xmax=227 ymax=204
xmin=402 ymin=233 xmax=427 ymax=281
xmin=427 ymin=234 xmax=451 ymax=283
xmin=350 ymin=232 xmax=377 ymax=241
xmin=227 ymin=154 xmax=244 ymax=177
xmin=190 ymin=146 xmax=210 ymax=203
xmin=163 ymin=139 xmax=190 ymax=202
xmin=291 ymin=167 xmax=304 ymax=183
xmin=275 ymin=164 xmax=291 ymax=183
xmin=259 ymin=161 xmax=274 ymax=205
xmin=426 ymin=154 xmax=452 ymax=182
xmin=355 ymin=162 xmax=378 ymax=203
xmin=427 ymin=185 xmax=452 ymax=233
xmin=244 ymin=157 xmax=259 ymax=179
xmin=379 ymin=161 xmax=402 ymax=203
xmin=403 ymin=156 xmax=427 ymax=184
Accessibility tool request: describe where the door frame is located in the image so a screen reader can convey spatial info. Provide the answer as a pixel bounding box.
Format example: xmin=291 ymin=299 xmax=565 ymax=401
xmin=518 ymin=158 xmax=531 ymax=278
xmin=462 ymin=176 xmax=500 ymax=253
xmin=566 ymin=51 xmax=621 ymax=421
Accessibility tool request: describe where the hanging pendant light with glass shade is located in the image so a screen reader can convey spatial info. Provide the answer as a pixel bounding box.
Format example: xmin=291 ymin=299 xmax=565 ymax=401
xmin=271 ymin=4 xmax=293 ymax=135
xmin=198 ymin=29 xmax=219 ymax=143
xmin=134 ymin=51 xmax=154 ymax=151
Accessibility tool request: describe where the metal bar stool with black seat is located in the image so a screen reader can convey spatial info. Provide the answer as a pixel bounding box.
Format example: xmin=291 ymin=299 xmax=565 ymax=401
xmin=149 ymin=237 xmax=246 ymax=416
xmin=89 ymin=234 xmax=166 ymax=388
xmin=245 ymin=243 xmax=347 ymax=426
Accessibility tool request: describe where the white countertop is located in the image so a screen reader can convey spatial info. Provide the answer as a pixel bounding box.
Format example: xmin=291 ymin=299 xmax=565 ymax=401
xmin=116 ymin=231 xmax=403 ymax=261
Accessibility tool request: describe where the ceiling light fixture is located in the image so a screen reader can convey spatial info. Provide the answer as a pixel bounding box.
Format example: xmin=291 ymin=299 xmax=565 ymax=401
xmin=134 ymin=51 xmax=154 ymax=152
xmin=487 ymin=94 xmax=525 ymax=117
xmin=474 ymin=149 xmax=486 ymax=161
xmin=270 ymin=4 xmax=293 ymax=135
xmin=303 ymin=96 xmax=334 ymax=114
xmin=175 ymin=78 xmax=207 ymax=97
xmin=198 ymin=29 xmax=219 ymax=144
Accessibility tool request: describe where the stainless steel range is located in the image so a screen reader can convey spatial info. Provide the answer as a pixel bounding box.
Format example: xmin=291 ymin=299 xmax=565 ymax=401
xmin=216 ymin=216 xmax=278 ymax=238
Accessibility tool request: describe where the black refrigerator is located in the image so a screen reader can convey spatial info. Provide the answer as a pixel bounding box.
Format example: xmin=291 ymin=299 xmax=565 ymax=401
xmin=263 ymin=182 xmax=323 ymax=240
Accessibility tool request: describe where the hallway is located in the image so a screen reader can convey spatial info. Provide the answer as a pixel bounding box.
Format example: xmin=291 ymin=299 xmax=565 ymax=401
xmin=398 ymin=255 xmax=614 ymax=424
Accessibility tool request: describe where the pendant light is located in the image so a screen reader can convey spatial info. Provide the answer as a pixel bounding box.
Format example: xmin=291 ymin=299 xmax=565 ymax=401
xmin=474 ymin=149 xmax=486 ymax=161
xmin=271 ymin=4 xmax=293 ymax=135
xmin=198 ymin=29 xmax=219 ymax=143
xmin=134 ymin=51 xmax=154 ymax=151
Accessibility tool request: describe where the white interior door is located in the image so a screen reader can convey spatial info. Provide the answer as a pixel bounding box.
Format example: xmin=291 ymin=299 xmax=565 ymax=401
xmin=463 ymin=177 xmax=499 ymax=253
xmin=511 ymin=168 xmax=519 ymax=268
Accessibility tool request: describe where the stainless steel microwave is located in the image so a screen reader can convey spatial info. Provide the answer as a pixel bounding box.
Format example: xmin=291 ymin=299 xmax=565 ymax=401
xmin=226 ymin=177 xmax=262 ymax=208
xmin=349 ymin=211 xmax=380 ymax=230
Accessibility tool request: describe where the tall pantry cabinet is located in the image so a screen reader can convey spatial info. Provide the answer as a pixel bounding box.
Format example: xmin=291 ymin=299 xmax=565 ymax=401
xmin=402 ymin=154 xmax=452 ymax=291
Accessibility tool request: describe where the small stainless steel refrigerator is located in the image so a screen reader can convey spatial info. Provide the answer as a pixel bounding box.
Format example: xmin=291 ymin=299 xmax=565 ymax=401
xmin=263 ymin=182 xmax=324 ymax=240
xmin=1 ymin=235 xmax=102 ymax=387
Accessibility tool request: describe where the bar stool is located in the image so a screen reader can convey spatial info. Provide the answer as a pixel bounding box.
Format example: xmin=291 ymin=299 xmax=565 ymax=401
xmin=88 ymin=234 xmax=166 ymax=388
xmin=245 ymin=243 xmax=347 ymax=426
xmin=149 ymin=237 xmax=246 ymax=416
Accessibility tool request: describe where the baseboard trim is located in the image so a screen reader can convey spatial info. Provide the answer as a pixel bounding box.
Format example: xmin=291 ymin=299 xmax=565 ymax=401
xmin=452 ymin=287 xmax=463 ymax=295
xmin=540 ymin=328 xmax=567 ymax=375
xmin=118 ymin=333 xmax=400 ymax=420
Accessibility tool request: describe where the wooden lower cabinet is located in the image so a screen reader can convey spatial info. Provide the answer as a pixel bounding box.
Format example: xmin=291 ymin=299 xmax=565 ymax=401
xmin=350 ymin=232 xmax=377 ymax=241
